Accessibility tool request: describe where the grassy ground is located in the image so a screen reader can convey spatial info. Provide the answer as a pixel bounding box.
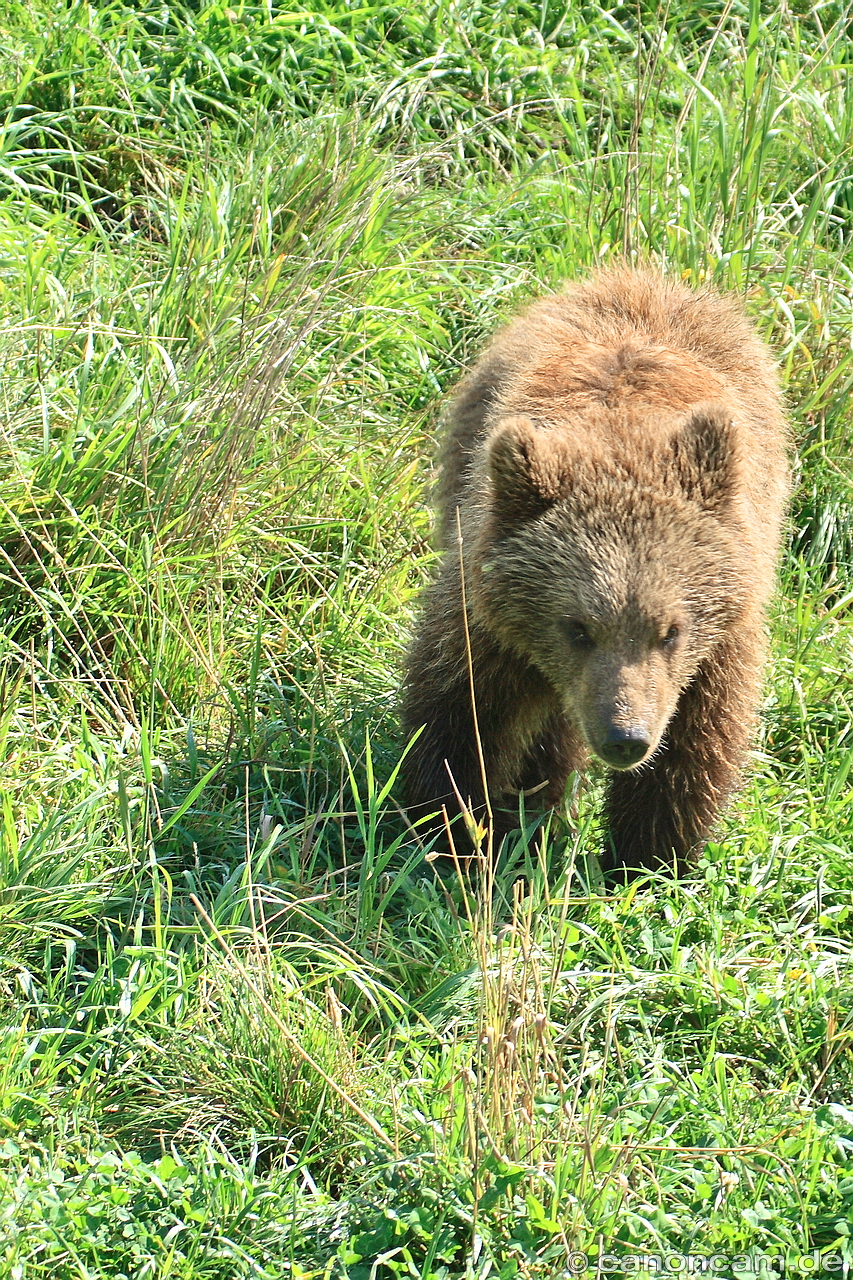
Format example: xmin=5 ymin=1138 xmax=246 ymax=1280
xmin=2 ymin=0 xmax=853 ymax=1275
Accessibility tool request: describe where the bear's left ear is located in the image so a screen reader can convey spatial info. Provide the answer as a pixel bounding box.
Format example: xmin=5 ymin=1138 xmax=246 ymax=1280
xmin=669 ymin=403 xmax=739 ymax=515
xmin=487 ymin=415 xmax=567 ymax=528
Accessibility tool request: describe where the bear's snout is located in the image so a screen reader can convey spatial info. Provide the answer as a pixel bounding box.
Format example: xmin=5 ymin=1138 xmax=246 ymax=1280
xmin=596 ymin=725 xmax=652 ymax=769
xmin=574 ymin=651 xmax=670 ymax=772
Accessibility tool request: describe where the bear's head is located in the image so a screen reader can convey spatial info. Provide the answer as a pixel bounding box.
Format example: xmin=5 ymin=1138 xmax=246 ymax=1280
xmin=475 ymin=405 xmax=751 ymax=770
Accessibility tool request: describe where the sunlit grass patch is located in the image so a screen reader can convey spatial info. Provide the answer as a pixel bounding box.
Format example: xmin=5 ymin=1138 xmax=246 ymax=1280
xmin=1 ymin=0 xmax=853 ymax=1273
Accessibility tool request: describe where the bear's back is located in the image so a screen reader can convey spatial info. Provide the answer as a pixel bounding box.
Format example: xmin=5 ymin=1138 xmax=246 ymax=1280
xmin=437 ymin=268 xmax=788 ymax=568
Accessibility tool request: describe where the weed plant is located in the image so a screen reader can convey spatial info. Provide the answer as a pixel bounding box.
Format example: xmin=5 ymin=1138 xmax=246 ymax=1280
xmin=1 ymin=0 xmax=853 ymax=1275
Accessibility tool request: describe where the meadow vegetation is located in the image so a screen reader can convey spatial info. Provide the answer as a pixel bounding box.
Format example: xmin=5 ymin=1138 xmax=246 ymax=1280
xmin=2 ymin=0 xmax=853 ymax=1274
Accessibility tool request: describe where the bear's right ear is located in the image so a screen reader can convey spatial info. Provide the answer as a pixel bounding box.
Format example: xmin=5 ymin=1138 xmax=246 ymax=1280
xmin=669 ymin=403 xmax=739 ymax=515
xmin=487 ymin=415 xmax=566 ymax=527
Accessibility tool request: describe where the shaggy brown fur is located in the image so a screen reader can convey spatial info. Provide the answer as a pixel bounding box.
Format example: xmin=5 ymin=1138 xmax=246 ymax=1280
xmin=401 ymin=267 xmax=789 ymax=878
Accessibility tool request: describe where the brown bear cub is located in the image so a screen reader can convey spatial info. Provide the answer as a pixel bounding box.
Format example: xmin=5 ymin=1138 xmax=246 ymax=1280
xmin=401 ymin=267 xmax=789 ymax=878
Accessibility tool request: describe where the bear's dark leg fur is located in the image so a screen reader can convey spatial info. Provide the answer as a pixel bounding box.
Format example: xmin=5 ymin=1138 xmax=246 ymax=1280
xmin=601 ymin=624 xmax=763 ymax=878
xmin=402 ymin=574 xmax=580 ymax=846
xmin=482 ymin=711 xmax=585 ymax=846
xmin=511 ymin=712 xmax=586 ymax=811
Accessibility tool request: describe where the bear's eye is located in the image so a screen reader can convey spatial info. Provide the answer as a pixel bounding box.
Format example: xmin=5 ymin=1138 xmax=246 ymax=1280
xmin=660 ymin=624 xmax=681 ymax=649
xmin=562 ymin=619 xmax=595 ymax=650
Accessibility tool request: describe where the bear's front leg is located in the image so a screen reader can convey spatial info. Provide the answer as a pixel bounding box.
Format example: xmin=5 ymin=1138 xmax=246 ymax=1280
xmin=402 ymin=580 xmax=567 ymax=846
xmin=601 ymin=627 xmax=764 ymax=879
xmin=403 ymin=649 xmax=559 ymax=845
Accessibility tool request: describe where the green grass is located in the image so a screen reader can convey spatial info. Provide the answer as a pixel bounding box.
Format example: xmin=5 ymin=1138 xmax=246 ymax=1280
xmin=1 ymin=0 xmax=853 ymax=1274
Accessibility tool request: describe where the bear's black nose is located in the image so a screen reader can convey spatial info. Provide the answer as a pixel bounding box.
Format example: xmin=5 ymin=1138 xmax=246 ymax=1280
xmin=597 ymin=727 xmax=651 ymax=768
